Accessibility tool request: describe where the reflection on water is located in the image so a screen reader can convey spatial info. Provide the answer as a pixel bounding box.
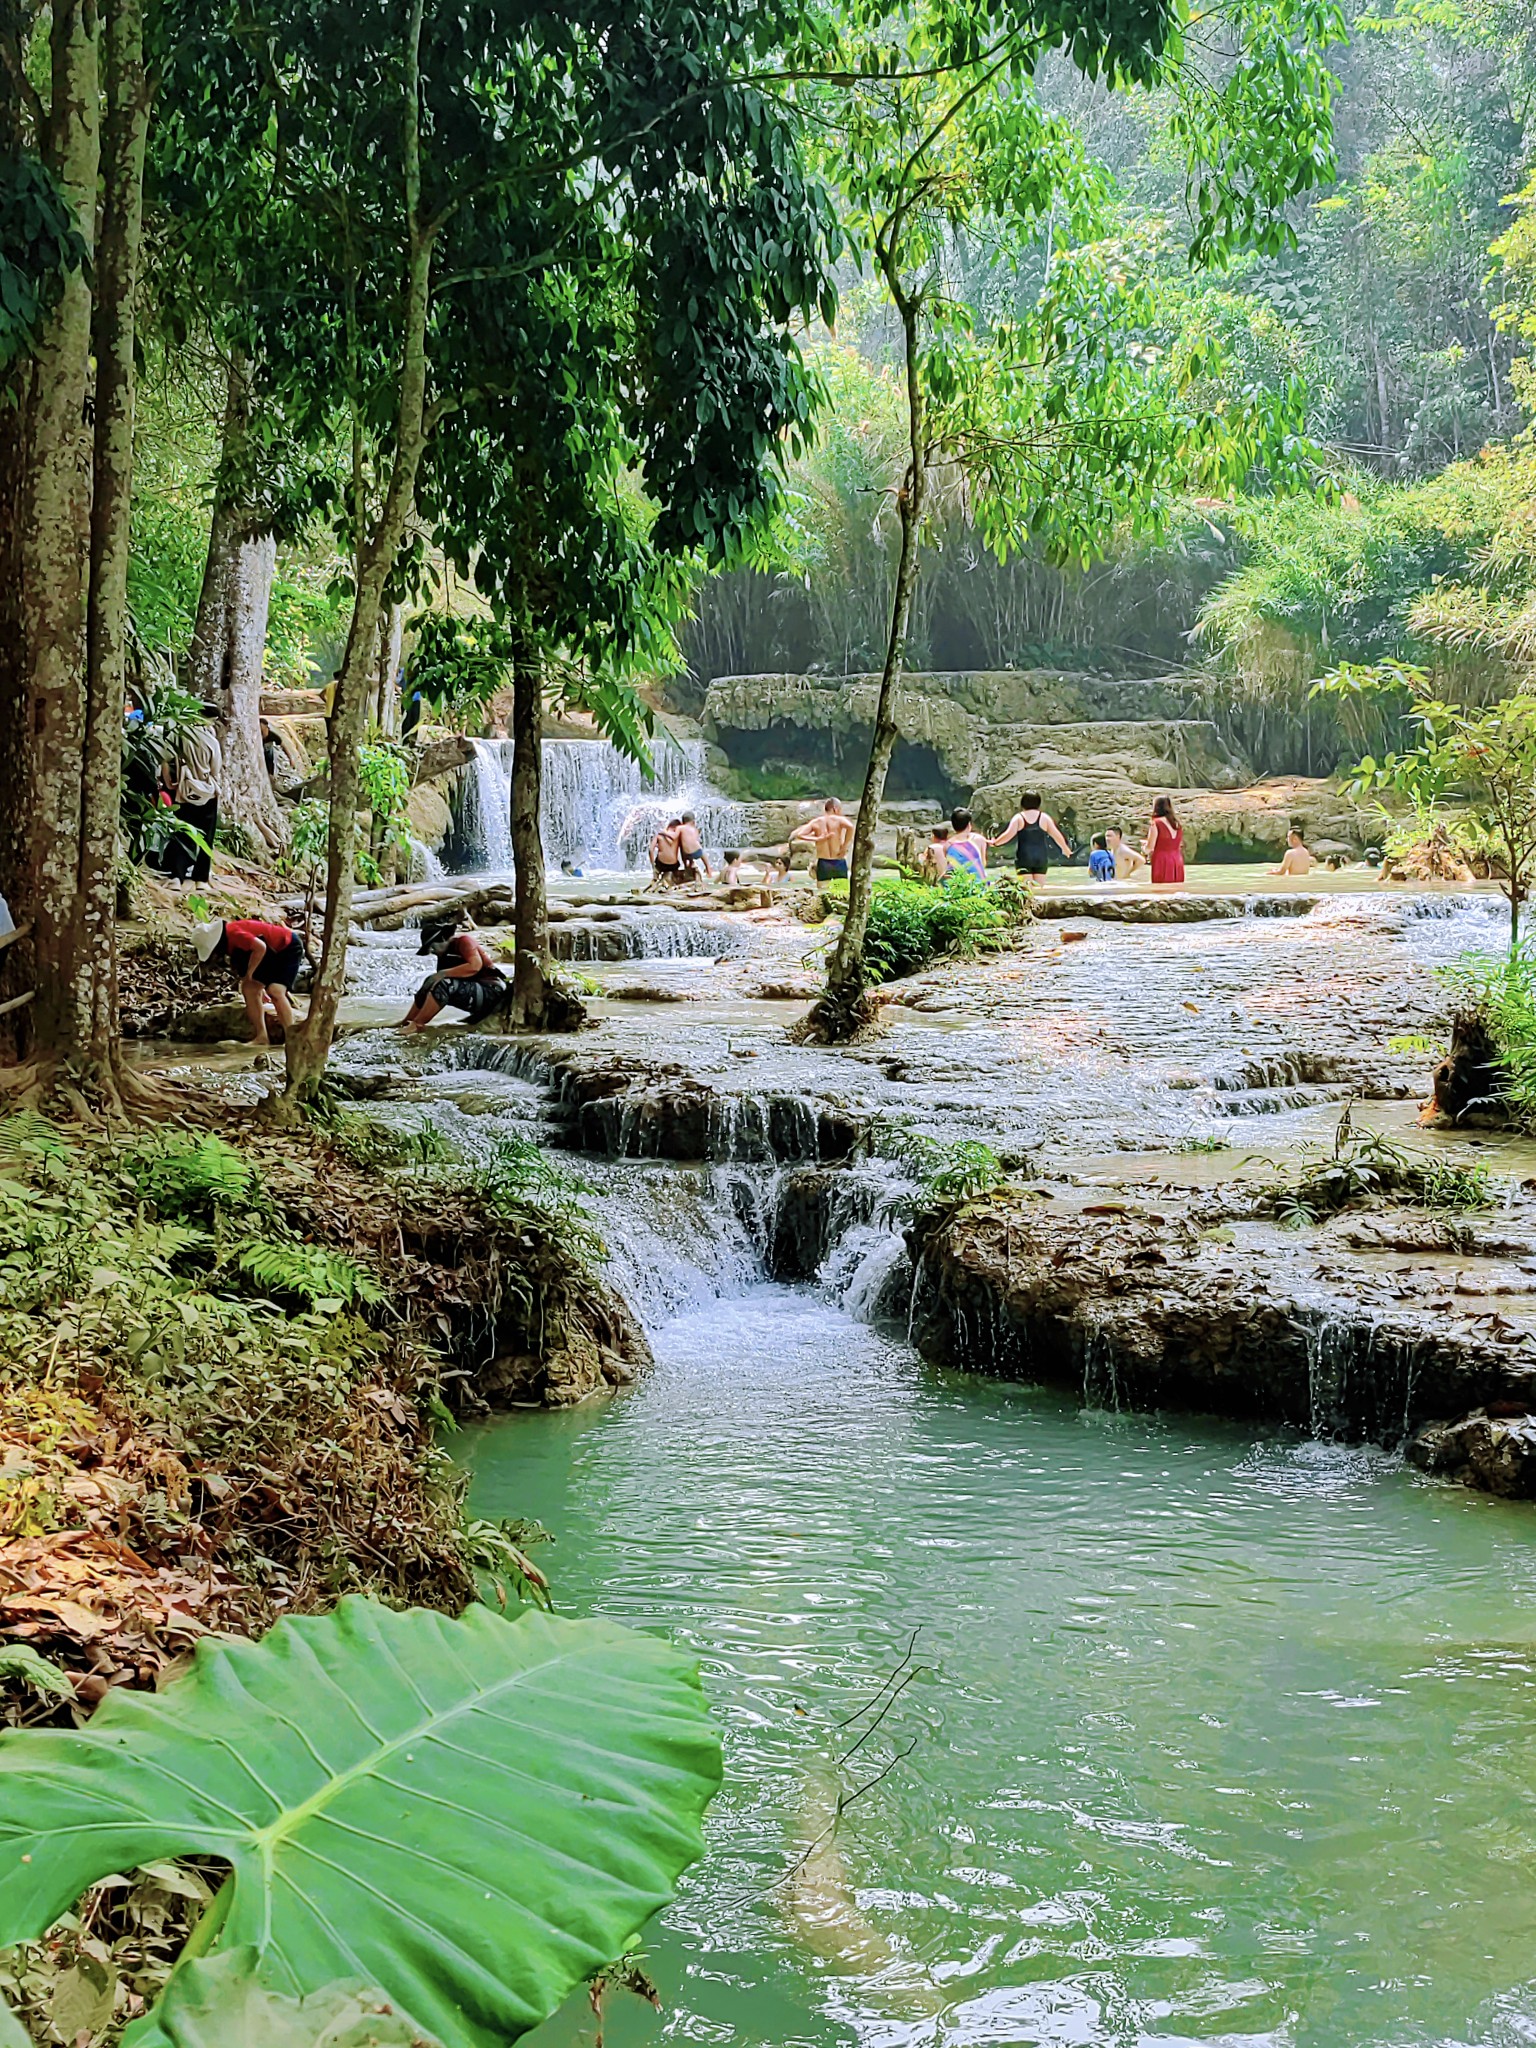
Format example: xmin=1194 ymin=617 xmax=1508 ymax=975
xmin=465 ymin=1282 xmax=1536 ymax=2048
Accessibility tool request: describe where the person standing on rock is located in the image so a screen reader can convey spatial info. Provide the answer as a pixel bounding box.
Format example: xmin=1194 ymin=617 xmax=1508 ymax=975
xmin=161 ymin=719 xmax=223 ymax=884
xmin=398 ymin=916 xmax=508 ymax=1032
xmin=990 ymin=793 xmax=1070 ymax=879
xmin=193 ymin=917 xmax=305 ymax=1045
xmin=790 ymin=799 xmax=856 ymax=883
xmin=1145 ymin=796 xmax=1186 ymax=884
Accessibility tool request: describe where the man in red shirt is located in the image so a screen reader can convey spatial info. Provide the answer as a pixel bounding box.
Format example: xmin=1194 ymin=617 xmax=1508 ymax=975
xmin=193 ymin=918 xmax=306 ymax=1044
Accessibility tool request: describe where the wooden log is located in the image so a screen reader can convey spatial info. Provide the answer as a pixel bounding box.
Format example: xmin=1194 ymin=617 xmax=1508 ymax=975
xmin=0 ymin=920 xmax=35 ymax=954
xmin=0 ymin=988 xmax=36 ymax=1019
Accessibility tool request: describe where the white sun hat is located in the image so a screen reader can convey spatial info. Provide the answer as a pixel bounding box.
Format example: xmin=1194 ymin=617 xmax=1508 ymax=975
xmin=191 ymin=920 xmax=224 ymax=963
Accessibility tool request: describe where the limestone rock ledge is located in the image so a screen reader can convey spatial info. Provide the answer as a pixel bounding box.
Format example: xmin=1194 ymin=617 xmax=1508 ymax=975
xmin=906 ymin=1196 xmax=1536 ymax=1444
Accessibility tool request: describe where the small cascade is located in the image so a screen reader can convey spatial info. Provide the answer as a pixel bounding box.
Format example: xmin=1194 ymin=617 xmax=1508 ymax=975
xmin=1081 ymin=1323 xmax=1121 ymax=1411
xmin=542 ymin=734 xmax=745 ymax=872
xmin=406 ymin=836 xmax=446 ymax=883
xmin=451 ymin=733 xmax=746 ymax=874
xmin=461 ymin=739 xmax=514 ymax=871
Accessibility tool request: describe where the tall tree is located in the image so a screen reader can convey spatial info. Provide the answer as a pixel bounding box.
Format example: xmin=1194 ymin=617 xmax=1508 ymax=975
xmin=0 ymin=0 xmax=151 ymax=1103
xmin=793 ymin=0 xmax=1341 ymax=1039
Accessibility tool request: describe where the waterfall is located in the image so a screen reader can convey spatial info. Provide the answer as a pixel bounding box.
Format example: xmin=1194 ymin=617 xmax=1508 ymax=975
xmin=406 ymin=836 xmax=446 ymax=883
xmin=542 ymin=735 xmax=745 ymax=872
xmin=461 ymin=739 xmax=514 ymax=872
xmin=451 ymin=733 xmax=744 ymax=876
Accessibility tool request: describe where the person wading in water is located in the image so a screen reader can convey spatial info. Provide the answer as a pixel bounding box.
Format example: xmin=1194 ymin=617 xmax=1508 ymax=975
xmin=398 ymin=916 xmax=508 ymax=1032
xmin=990 ymin=792 xmax=1071 ymax=878
xmin=1145 ymin=795 xmax=1186 ymax=884
xmin=193 ymin=917 xmax=306 ymax=1045
xmin=944 ymin=807 xmax=989 ymax=879
xmin=650 ymin=819 xmax=684 ymax=887
xmin=789 ymin=798 xmax=856 ymax=883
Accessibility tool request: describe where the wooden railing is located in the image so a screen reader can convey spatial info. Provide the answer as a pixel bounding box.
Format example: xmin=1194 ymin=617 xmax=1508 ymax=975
xmin=0 ymin=920 xmax=35 ymax=1020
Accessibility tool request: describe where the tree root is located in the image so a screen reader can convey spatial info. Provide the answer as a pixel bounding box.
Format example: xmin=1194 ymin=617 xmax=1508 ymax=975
xmin=788 ymin=982 xmax=888 ymax=1046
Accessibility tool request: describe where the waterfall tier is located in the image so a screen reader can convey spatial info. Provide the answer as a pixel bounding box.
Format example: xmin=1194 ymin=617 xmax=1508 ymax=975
xmin=455 ymin=735 xmax=744 ymax=875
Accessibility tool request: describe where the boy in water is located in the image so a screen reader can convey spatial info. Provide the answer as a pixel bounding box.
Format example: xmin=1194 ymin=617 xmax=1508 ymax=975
xmin=918 ymin=825 xmax=950 ymax=884
xmin=1088 ymin=833 xmax=1116 ymax=881
xmin=1270 ymin=829 xmax=1317 ymax=877
xmin=1105 ymin=826 xmax=1146 ymax=880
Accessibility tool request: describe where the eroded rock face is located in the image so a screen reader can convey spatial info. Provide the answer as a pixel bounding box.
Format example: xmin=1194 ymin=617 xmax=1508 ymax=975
xmin=1407 ymin=1411 xmax=1536 ymax=1496
xmin=704 ymin=670 xmax=1370 ymax=857
xmin=907 ymin=1196 xmax=1536 ymax=1441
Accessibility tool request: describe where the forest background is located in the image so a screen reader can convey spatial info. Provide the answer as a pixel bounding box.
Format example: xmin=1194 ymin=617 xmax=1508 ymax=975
xmin=110 ymin=0 xmax=1536 ymax=792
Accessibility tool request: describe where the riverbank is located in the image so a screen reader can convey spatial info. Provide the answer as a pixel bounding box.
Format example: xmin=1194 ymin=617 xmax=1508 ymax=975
xmin=0 ymin=1101 xmax=637 ymax=1726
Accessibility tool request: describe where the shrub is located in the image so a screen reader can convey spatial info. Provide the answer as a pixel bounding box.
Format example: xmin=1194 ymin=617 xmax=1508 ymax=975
xmin=863 ymin=873 xmax=1029 ymax=983
xmin=1440 ymin=948 xmax=1536 ymax=1127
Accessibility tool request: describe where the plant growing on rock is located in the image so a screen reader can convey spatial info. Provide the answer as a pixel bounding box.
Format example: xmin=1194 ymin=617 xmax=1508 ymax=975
xmin=1254 ymin=1106 xmax=1492 ymax=1224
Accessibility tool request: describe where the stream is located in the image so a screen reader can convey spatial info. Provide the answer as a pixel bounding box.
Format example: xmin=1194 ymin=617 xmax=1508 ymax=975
xmin=466 ymin=1246 xmax=1536 ymax=2048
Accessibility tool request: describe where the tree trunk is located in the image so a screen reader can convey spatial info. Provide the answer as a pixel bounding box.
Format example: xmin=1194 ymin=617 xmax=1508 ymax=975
xmin=188 ymin=362 xmax=285 ymax=852
xmin=216 ymin=530 xmax=283 ymax=850
xmin=374 ymin=600 xmax=403 ymax=735
xmin=75 ymin=0 xmax=149 ymax=1096
xmin=509 ymin=629 xmax=550 ymax=1026
xmin=8 ymin=6 xmax=99 ymax=1082
xmin=279 ymin=0 xmax=432 ymax=1109
xmin=803 ymin=289 xmax=925 ymax=1044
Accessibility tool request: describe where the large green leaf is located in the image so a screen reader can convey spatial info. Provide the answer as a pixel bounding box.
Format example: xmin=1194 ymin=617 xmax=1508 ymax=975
xmin=0 ymin=1599 xmax=721 ymax=2047
xmin=127 ymin=1950 xmax=442 ymax=2048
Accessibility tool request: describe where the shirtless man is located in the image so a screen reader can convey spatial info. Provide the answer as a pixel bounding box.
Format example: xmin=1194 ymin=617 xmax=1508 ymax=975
xmin=789 ymin=798 xmax=856 ymax=884
xmin=1270 ymin=829 xmax=1317 ymax=877
xmin=1105 ymin=826 xmax=1147 ymax=880
xmin=677 ymin=811 xmax=713 ymax=881
xmin=650 ymin=819 xmax=684 ymax=887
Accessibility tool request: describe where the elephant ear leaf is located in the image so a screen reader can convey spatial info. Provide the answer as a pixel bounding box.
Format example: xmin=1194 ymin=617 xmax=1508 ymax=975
xmin=124 ymin=1949 xmax=444 ymax=2048
xmin=0 ymin=1599 xmax=721 ymax=2048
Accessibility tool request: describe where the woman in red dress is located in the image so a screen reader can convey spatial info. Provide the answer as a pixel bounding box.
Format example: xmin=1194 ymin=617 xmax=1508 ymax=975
xmin=1145 ymin=795 xmax=1185 ymax=884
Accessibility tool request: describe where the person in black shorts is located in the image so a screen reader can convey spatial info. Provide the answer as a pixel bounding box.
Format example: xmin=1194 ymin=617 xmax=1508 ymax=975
xmin=398 ymin=917 xmax=508 ymax=1032
xmin=193 ymin=917 xmax=307 ymax=1045
xmin=789 ymin=797 xmax=855 ymax=882
xmin=989 ymin=791 xmax=1072 ymax=878
xmin=650 ymin=820 xmax=685 ymax=886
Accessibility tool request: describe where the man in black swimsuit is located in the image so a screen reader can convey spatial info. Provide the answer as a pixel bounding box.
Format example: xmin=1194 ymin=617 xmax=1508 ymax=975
xmin=789 ymin=798 xmax=856 ymax=882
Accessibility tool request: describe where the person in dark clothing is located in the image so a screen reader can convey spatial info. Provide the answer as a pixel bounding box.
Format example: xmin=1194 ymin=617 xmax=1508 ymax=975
xmin=401 ymin=688 xmax=424 ymax=741
xmin=193 ymin=917 xmax=306 ymax=1044
xmin=260 ymin=718 xmax=282 ymax=779
xmin=989 ymin=791 xmax=1071 ymax=878
xmin=398 ymin=917 xmax=508 ymax=1032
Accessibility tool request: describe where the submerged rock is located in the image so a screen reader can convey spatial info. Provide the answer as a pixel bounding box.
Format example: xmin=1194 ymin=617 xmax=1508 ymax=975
xmin=1407 ymin=1410 xmax=1536 ymax=1496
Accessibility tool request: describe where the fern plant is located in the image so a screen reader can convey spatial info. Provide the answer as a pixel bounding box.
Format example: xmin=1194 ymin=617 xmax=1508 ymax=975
xmin=235 ymin=1241 xmax=386 ymax=1309
xmin=122 ymin=1136 xmax=261 ymax=1221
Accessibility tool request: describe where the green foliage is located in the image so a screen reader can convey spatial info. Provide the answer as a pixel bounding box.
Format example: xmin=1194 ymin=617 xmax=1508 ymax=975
xmin=406 ymin=614 xmax=512 ymax=730
xmin=0 ymin=154 xmax=88 ymax=373
xmin=357 ymin=743 xmax=413 ymax=887
xmin=878 ymin=1129 xmax=1010 ymax=1210
xmin=464 ymin=1517 xmax=554 ymax=1613
xmin=0 ymin=1599 xmax=722 ymax=2048
xmin=1352 ymin=691 xmax=1536 ymax=940
xmin=1254 ymin=1104 xmax=1493 ymax=1221
xmin=235 ymin=1240 xmax=385 ymax=1311
xmin=121 ymin=680 xmax=212 ymax=863
xmin=475 ymin=1138 xmax=605 ymax=1271
xmin=122 ymin=1950 xmax=443 ymax=2048
xmin=1441 ymin=946 xmax=1536 ymax=1126
xmin=0 ymin=1118 xmax=467 ymax=1611
xmin=863 ymin=874 xmax=1027 ymax=983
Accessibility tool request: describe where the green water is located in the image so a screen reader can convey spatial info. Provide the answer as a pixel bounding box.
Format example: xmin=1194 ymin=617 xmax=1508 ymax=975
xmin=463 ymin=1284 xmax=1536 ymax=2048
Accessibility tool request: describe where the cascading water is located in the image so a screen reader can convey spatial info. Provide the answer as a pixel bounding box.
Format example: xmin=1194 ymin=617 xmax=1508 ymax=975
xmin=460 ymin=738 xmax=515 ymax=871
xmin=451 ymin=733 xmax=745 ymax=874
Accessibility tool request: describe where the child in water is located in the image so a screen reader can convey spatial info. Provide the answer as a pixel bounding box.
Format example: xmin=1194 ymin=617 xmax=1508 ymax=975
xmin=1087 ymin=833 xmax=1116 ymax=882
